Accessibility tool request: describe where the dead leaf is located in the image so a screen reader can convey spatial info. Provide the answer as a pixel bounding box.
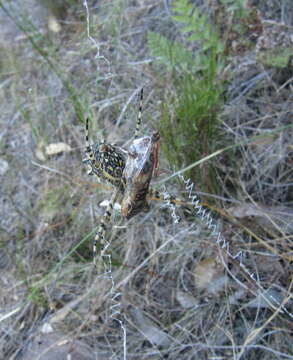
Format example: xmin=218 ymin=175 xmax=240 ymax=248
xmin=48 ymin=15 xmax=61 ymax=33
xmin=46 ymin=142 xmax=72 ymax=156
xmin=176 ymin=290 xmax=199 ymax=308
xmin=194 ymin=257 xmax=227 ymax=294
xmin=129 ymin=307 xmax=170 ymax=347
xmin=20 ymin=331 xmax=96 ymax=360
xmin=35 ymin=140 xmax=46 ymax=161
xmin=35 ymin=147 xmax=46 ymax=162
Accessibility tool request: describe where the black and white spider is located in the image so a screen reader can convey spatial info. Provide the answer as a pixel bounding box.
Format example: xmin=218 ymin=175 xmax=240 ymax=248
xmin=84 ymin=89 xmax=163 ymax=264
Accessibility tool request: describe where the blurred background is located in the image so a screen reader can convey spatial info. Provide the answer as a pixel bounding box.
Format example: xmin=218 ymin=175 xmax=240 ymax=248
xmin=0 ymin=0 xmax=292 ymax=359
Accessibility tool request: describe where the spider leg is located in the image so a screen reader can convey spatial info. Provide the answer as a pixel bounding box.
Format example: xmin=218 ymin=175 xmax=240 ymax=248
xmin=151 ymin=132 xmax=160 ymax=177
xmin=147 ymin=188 xmax=183 ymax=206
xmin=93 ymin=189 xmax=120 ymax=266
xmin=134 ymin=88 xmax=143 ymax=139
xmin=85 ymin=118 xmax=96 ymax=166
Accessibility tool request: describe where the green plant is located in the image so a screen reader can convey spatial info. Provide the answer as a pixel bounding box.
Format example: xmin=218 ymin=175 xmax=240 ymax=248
xmin=220 ymin=0 xmax=248 ymax=19
xmin=148 ymin=0 xmax=224 ymax=192
xmin=257 ymin=47 xmax=293 ymax=69
xmin=27 ymin=286 xmax=48 ymax=307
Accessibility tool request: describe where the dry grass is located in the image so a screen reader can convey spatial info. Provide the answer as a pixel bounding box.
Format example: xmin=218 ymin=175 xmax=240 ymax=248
xmin=0 ymin=0 xmax=292 ymax=359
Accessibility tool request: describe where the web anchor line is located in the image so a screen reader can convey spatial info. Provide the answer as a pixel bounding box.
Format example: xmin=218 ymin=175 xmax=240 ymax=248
xmin=96 ymin=241 xmax=127 ymax=359
xmin=83 ymin=0 xmax=112 ymax=77
xmin=178 ymin=173 xmax=293 ymax=319
xmin=82 ymin=2 xmax=126 ymax=358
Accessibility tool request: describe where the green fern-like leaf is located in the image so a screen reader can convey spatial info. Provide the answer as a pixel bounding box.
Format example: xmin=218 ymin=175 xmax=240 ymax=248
xmin=147 ymin=31 xmax=196 ymax=73
xmin=172 ymin=0 xmax=223 ymax=55
xmin=147 ymin=0 xmax=225 ymax=192
xmin=172 ymin=0 xmax=194 ymax=19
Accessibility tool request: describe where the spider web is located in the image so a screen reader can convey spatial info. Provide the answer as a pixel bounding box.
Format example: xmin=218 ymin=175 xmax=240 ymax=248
xmin=82 ymin=2 xmax=127 ymax=359
xmin=82 ymin=5 xmax=292 ymax=360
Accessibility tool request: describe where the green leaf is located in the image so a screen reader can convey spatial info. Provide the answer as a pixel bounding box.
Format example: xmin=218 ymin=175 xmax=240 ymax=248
xmin=148 ymin=31 xmax=196 ymax=73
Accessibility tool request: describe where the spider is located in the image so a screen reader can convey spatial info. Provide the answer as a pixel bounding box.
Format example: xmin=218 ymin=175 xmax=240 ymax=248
xmin=84 ymin=88 xmax=189 ymax=268
xmin=84 ymin=89 xmax=163 ymax=264
xmin=83 ymin=121 xmax=127 ymax=188
xmin=83 ymin=88 xmax=145 ymax=189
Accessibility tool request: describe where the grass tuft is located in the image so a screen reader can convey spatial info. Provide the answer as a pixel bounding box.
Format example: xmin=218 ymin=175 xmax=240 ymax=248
xmin=148 ymin=0 xmax=224 ymax=192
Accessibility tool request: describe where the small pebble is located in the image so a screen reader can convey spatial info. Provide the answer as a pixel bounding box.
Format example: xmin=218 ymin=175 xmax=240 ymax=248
xmin=0 ymin=158 xmax=9 ymax=176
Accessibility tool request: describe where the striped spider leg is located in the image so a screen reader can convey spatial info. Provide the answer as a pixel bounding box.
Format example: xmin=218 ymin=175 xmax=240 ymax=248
xmin=93 ymin=180 xmax=125 ymax=265
xmin=85 ymin=88 xmax=184 ymax=265
xmin=133 ymin=87 xmax=143 ymax=139
xmin=83 ymin=118 xmax=128 ymax=264
xmin=84 ymin=89 xmax=145 ymax=264
xmin=120 ymin=88 xmax=162 ymax=219
xmin=83 ymin=88 xmax=143 ymax=187
xmin=94 ymin=130 xmax=160 ymax=263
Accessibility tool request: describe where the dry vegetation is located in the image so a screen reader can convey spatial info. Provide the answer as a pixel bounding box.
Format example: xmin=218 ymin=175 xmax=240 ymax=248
xmin=0 ymin=0 xmax=292 ymax=359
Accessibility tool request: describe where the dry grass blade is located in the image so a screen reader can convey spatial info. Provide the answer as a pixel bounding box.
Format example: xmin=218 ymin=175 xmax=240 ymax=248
xmin=1 ymin=0 xmax=293 ymax=359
